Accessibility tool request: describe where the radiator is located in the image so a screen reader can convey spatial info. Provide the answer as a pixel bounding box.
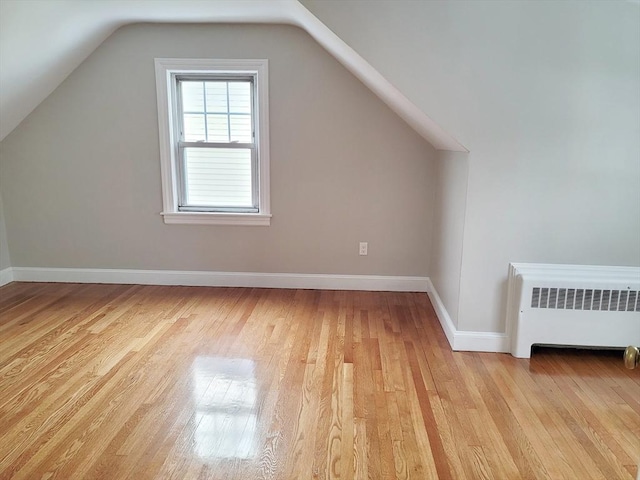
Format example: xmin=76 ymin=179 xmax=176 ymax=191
xmin=506 ymin=263 xmax=640 ymax=358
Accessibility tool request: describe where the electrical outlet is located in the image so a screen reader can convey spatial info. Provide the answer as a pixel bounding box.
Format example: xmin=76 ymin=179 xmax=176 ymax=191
xmin=359 ymin=242 xmax=368 ymax=256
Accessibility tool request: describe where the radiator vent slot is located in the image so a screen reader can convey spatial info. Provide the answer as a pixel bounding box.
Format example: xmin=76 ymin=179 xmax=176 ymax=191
xmin=531 ymin=287 xmax=639 ymax=312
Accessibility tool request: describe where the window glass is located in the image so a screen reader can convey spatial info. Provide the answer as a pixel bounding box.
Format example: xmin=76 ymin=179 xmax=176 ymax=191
xmin=181 ymin=80 xmax=253 ymax=144
xmin=184 ymin=148 xmax=253 ymax=208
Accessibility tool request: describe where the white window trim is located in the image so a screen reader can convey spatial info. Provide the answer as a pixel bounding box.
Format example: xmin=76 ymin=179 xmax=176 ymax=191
xmin=154 ymin=58 xmax=271 ymax=226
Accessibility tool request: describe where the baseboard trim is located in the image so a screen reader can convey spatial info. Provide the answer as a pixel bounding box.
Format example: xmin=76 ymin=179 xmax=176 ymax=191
xmin=425 ymin=278 xmax=456 ymax=347
xmin=426 ymin=279 xmax=510 ymax=353
xmin=9 ymin=267 xmax=429 ymax=292
xmin=0 ymin=267 xmax=14 ymax=287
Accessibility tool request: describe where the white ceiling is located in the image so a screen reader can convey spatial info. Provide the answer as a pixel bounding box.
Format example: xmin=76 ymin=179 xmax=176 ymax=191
xmin=0 ymin=0 xmax=466 ymax=151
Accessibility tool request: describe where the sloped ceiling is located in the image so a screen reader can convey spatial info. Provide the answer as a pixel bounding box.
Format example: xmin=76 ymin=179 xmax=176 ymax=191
xmin=0 ymin=0 xmax=466 ymax=151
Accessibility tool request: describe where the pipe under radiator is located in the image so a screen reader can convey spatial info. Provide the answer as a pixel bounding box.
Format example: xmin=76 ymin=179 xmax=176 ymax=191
xmin=624 ymin=345 xmax=639 ymax=369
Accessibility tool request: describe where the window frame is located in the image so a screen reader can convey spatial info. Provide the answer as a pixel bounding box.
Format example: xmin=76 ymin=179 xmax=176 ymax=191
xmin=155 ymin=58 xmax=271 ymax=226
xmin=176 ymin=76 xmax=258 ymax=212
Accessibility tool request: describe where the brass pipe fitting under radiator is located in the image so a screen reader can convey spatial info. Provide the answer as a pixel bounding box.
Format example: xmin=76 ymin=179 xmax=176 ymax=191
xmin=624 ymin=346 xmax=639 ymax=370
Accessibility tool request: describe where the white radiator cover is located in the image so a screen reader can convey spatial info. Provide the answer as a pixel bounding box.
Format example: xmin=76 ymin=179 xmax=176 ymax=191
xmin=506 ymin=263 xmax=640 ymax=358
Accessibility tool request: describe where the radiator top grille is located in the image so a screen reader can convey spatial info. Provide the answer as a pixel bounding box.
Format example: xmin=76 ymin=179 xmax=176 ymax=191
xmin=531 ymin=287 xmax=639 ymax=312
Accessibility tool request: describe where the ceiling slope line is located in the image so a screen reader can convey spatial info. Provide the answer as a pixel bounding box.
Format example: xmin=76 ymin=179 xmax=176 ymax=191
xmin=288 ymin=2 xmax=467 ymax=152
xmin=0 ymin=0 xmax=467 ymax=152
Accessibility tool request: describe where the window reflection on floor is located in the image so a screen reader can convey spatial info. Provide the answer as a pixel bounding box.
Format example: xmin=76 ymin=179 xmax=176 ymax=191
xmin=192 ymin=357 xmax=257 ymax=460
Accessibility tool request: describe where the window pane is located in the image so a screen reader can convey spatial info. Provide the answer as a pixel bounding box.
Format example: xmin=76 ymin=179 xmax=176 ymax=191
xmin=206 ymin=114 xmax=230 ymax=143
xmin=181 ymin=81 xmax=205 ymax=112
xmin=229 ymin=115 xmax=252 ymax=143
xmin=228 ymin=82 xmax=251 ymax=114
xmin=205 ymin=82 xmax=228 ymax=113
xmin=184 ymin=148 xmax=253 ymax=208
xmin=183 ymin=114 xmax=206 ymax=142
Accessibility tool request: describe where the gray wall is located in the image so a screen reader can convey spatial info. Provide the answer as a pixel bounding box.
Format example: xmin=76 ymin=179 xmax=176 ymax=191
xmin=430 ymin=151 xmax=468 ymax=327
xmin=0 ymin=192 xmax=10 ymax=270
xmin=0 ymin=24 xmax=436 ymax=276
xmin=304 ymin=0 xmax=640 ymax=332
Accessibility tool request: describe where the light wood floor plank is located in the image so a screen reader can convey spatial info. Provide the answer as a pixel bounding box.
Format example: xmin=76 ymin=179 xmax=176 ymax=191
xmin=0 ymin=283 xmax=638 ymax=479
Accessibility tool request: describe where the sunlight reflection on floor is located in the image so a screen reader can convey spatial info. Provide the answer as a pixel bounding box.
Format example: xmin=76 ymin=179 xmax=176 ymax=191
xmin=192 ymin=357 xmax=258 ymax=460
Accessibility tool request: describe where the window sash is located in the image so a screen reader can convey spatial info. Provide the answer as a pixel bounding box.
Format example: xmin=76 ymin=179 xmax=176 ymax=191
xmin=176 ymin=145 xmax=259 ymax=212
xmin=176 ymin=77 xmax=255 ymax=145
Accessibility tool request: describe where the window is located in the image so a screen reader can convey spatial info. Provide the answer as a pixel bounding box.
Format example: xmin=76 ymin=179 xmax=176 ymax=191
xmin=155 ymin=59 xmax=270 ymax=225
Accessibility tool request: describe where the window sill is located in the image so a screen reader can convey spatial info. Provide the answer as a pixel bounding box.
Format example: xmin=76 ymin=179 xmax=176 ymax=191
xmin=161 ymin=211 xmax=271 ymax=226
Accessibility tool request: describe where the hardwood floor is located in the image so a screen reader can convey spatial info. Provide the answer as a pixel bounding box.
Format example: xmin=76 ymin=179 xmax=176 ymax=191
xmin=0 ymin=282 xmax=638 ymax=480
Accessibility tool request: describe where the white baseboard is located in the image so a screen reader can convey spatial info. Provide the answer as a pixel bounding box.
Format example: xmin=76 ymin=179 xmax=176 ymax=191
xmin=0 ymin=267 xmax=14 ymax=287
xmin=426 ymin=278 xmax=510 ymax=353
xmin=9 ymin=267 xmax=429 ymax=292
xmin=426 ymin=279 xmax=456 ymax=347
